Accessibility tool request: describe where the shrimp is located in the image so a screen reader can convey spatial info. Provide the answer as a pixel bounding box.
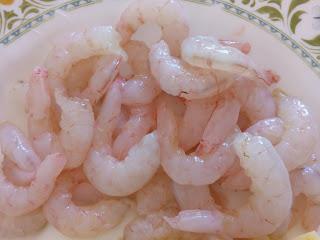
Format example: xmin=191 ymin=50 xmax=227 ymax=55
xmin=84 ymin=131 xmax=160 ymax=197
xmin=116 ymin=0 xmax=189 ymax=57
xmin=121 ymin=75 xmax=161 ymax=106
xmin=165 ymin=133 xmax=292 ymax=238
xmin=179 ymin=97 xmax=216 ymax=151
xmin=197 ymin=94 xmax=240 ymax=154
xmin=26 ymin=67 xmax=52 ymax=140
xmin=181 ymin=36 xmax=274 ymax=86
xmin=172 ymin=183 xmax=216 ymax=211
xmin=0 ymin=152 xmax=66 ymax=216
xmin=112 ymin=104 xmax=155 ymax=160
xmin=149 ymin=41 xmax=233 ymax=100
xmin=157 ymin=100 xmax=236 ymax=185
xmin=124 ymin=208 xmax=210 ymax=240
xmin=0 ymin=123 xmax=41 ymax=171
xmin=291 ymin=162 xmax=320 ymax=204
xmin=0 ymin=208 xmax=47 ymax=238
xmin=43 ymin=169 xmax=129 ymax=237
xmin=80 ymin=54 xmax=122 ymax=104
xmin=55 ymin=90 xmax=94 ymax=169
xmin=44 ymin=26 xmax=127 ymax=92
xmin=136 ymin=170 xmax=176 ymax=215
xmin=84 ymin=82 xmax=160 ymax=197
xmin=219 ymin=39 xmax=251 ymax=54
xmin=246 ymin=117 xmax=284 ymax=145
xmin=302 ymin=202 xmax=320 ymax=231
xmin=232 ymin=79 xmax=276 ymax=123
xmin=123 ymin=40 xmax=150 ymax=75
xmin=274 ymin=92 xmax=319 ymax=171
xmin=32 ymin=132 xmax=63 ymax=160
xmin=114 ymin=106 xmax=130 ymax=138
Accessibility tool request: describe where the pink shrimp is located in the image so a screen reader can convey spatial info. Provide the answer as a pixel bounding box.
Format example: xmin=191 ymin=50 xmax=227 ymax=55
xmin=157 ymin=99 xmax=236 ymax=185
xmin=165 ymin=133 xmax=292 ymax=238
xmin=116 ymin=0 xmax=189 ymax=57
xmin=112 ymin=104 xmax=155 ymax=160
xmin=43 ymin=169 xmax=129 ymax=237
xmin=179 ymin=97 xmax=216 ymax=151
xmin=197 ymin=94 xmax=240 ymax=154
xmin=0 ymin=152 xmax=66 ymax=216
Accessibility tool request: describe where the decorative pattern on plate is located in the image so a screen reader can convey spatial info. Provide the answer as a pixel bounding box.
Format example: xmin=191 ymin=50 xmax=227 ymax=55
xmin=0 ymin=0 xmax=319 ymax=76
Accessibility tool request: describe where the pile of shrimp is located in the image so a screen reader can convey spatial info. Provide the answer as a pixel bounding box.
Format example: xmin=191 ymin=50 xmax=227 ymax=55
xmin=2 ymin=0 xmax=320 ymax=239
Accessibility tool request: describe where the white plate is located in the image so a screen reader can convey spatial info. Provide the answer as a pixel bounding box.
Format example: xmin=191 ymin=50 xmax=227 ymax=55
xmin=0 ymin=0 xmax=319 ymax=239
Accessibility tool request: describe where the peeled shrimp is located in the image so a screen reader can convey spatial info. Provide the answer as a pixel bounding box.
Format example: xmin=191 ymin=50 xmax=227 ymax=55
xmin=181 ymin=36 xmax=273 ymax=86
xmin=219 ymin=168 xmax=251 ymax=191
xmin=291 ymin=162 xmax=320 ymax=204
xmin=172 ymin=183 xmax=216 ymax=210
xmin=179 ymin=97 xmax=216 ymax=151
xmin=0 ymin=123 xmax=41 ymax=171
xmin=43 ymin=169 xmax=129 ymax=237
xmin=45 ymin=26 xmax=127 ymax=92
xmin=116 ymin=0 xmax=189 ymax=57
xmin=275 ymin=92 xmax=319 ymax=171
xmin=121 ymin=75 xmax=161 ymax=106
xmin=55 ymin=90 xmax=94 ymax=169
xmin=157 ymin=100 xmax=236 ymax=185
xmin=124 ymin=208 xmax=209 ymax=240
xmin=165 ymin=133 xmax=292 ymax=238
xmin=197 ymin=94 xmax=240 ymax=154
xmin=123 ymin=40 xmax=150 ymax=75
xmin=136 ymin=170 xmax=176 ymax=215
xmin=149 ymin=41 xmax=233 ymax=99
xmin=32 ymin=132 xmax=63 ymax=160
xmin=112 ymin=104 xmax=155 ymax=160
xmin=26 ymin=67 xmax=52 ymax=140
xmin=84 ymin=82 xmax=160 ymax=196
xmin=80 ymin=54 xmax=122 ymax=104
xmin=84 ymin=131 xmax=160 ymax=197
xmin=0 ymin=152 xmax=66 ymax=216
xmin=246 ymin=117 xmax=284 ymax=145
xmin=0 ymin=208 xmax=47 ymax=238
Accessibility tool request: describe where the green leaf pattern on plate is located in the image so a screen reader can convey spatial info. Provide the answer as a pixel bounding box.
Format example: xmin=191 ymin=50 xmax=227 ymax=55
xmin=290 ymin=10 xmax=305 ymax=34
xmin=256 ymin=6 xmax=283 ymax=22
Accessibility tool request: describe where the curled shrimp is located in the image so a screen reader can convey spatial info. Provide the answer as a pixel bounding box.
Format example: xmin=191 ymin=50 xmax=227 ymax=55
xmin=149 ymin=41 xmax=233 ymax=99
xmin=0 ymin=151 xmax=66 ymax=216
xmin=55 ymin=90 xmax=94 ymax=169
xmin=179 ymin=97 xmax=216 ymax=151
xmin=197 ymin=93 xmax=240 ymax=154
xmin=165 ymin=133 xmax=292 ymax=238
xmin=274 ymin=92 xmax=319 ymax=171
xmin=135 ymin=170 xmax=177 ymax=215
xmin=219 ymin=39 xmax=251 ymax=55
xmin=43 ymin=169 xmax=129 ymax=237
xmin=116 ymin=0 xmax=189 ymax=57
xmin=45 ymin=26 xmax=127 ymax=92
xmin=157 ymin=99 xmax=236 ymax=185
xmin=181 ymin=35 xmax=277 ymax=86
xmin=121 ymin=75 xmax=161 ymax=106
xmin=3 ymin=160 xmax=35 ymax=186
xmin=113 ymin=104 xmax=156 ymax=162
xmin=84 ymin=81 xmax=160 ymax=197
xmin=0 ymin=208 xmax=47 ymax=238
xmin=0 ymin=123 xmax=41 ymax=172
